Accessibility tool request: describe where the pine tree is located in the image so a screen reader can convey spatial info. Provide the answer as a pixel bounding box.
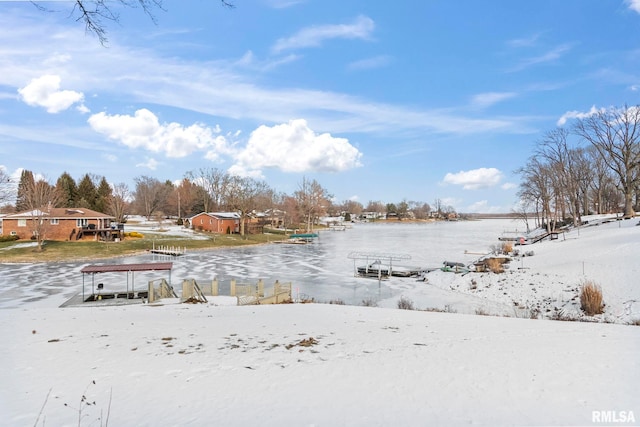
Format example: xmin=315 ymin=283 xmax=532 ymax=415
xmin=55 ymin=172 xmax=78 ymax=208
xmin=95 ymin=177 xmax=112 ymax=213
xmin=15 ymin=170 xmax=35 ymax=212
xmin=76 ymin=174 xmax=98 ymax=210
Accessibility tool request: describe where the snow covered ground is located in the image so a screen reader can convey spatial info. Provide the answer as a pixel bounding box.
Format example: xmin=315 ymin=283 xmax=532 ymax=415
xmin=0 ymin=215 xmax=639 ymax=426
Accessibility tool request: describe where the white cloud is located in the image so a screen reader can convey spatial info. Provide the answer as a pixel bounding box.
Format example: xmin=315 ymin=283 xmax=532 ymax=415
xmin=272 ymin=15 xmax=374 ymax=53
xmin=347 ymin=55 xmax=391 ymax=72
xmin=465 ymin=200 xmax=503 ymax=214
xmin=17 ymin=74 xmax=85 ymax=113
xmin=102 ymin=153 xmax=118 ymax=162
xmin=88 ymin=109 xmax=230 ymax=158
xmin=232 ymin=119 xmax=363 ymax=175
xmin=501 ymin=182 xmax=517 ymax=190
xmin=136 ymin=158 xmax=159 ymax=170
xmin=507 ymin=33 xmax=542 ymax=48
xmin=442 ymin=168 xmax=503 ymax=190
xmin=509 ymin=44 xmax=573 ymax=72
xmin=76 ymin=104 xmax=90 ymax=114
xmin=470 ymin=92 xmax=516 ymax=109
xmin=556 ymin=105 xmax=603 ymax=126
xmin=626 ymin=0 xmax=640 ymax=13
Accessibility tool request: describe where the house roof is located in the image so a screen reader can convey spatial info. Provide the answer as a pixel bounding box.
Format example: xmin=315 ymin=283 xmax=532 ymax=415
xmin=5 ymin=207 xmax=115 ymax=219
xmin=190 ymin=212 xmax=240 ymax=220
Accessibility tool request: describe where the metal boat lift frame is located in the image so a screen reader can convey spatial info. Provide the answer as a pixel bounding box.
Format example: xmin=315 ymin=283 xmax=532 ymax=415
xmin=347 ymin=251 xmax=412 ymax=279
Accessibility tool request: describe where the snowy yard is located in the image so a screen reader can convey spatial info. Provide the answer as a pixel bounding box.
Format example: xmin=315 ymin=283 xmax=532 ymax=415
xmin=0 ymin=216 xmax=639 ymax=426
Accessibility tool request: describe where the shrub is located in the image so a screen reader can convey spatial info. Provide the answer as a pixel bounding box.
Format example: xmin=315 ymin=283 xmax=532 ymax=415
xmin=501 ymin=242 xmax=513 ymax=254
xmin=329 ymin=299 xmax=345 ymax=305
xmin=397 ymin=296 xmax=414 ymax=310
xmin=580 ymin=281 xmax=604 ymax=316
xmin=0 ymin=235 xmax=19 ymax=242
xmin=486 ymin=258 xmax=505 ymax=274
xmin=361 ymin=298 xmax=378 ymax=307
xmin=125 ymin=231 xmax=144 ymax=238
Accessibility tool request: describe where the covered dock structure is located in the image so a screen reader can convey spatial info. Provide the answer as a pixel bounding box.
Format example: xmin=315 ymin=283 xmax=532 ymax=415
xmin=61 ymin=262 xmax=174 ymax=306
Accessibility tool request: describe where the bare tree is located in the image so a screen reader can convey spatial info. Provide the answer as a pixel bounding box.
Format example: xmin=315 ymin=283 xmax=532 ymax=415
xmin=187 ymin=168 xmax=230 ymax=213
xmin=0 ymin=168 xmax=13 ymax=207
xmin=22 ymin=177 xmax=60 ymax=251
xmin=365 ymin=200 xmax=385 ymax=218
xmin=133 ymin=176 xmax=170 ymax=220
xmin=341 ymin=200 xmax=364 ymax=217
xmin=432 ymin=198 xmax=443 ymax=218
xmin=32 ymin=0 xmax=234 ymax=46
xmin=109 ymin=182 xmax=130 ymax=223
xmin=537 ymin=128 xmax=583 ymax=225
xmin=573 ymin=105 xmax=640 ymax=218
xmin=294 ymin=178 xmax=331 ymax=232
xmin=224 ymin=176 xmax=270 ymax=236
xmin=517 ymin=157 xmax=555 ymax=232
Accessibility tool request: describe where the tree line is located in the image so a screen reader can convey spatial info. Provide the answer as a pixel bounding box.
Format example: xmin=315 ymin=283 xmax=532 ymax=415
xmin=0 ymin=167 xmax=443 ymax=236
xmin=517 ymin=105 xmax=640 ymax=232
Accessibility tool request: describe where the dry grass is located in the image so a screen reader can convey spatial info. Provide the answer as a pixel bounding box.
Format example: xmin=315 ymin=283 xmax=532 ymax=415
xmin=580 ymin=280 xmax=604 ymax=316
xmin=397 ymin=296 xmax=415 ymax=310
xmin=501 ymin=242 xmax=513 ymax=254
xmin=486 ymin=258 xmax=505 ymax=274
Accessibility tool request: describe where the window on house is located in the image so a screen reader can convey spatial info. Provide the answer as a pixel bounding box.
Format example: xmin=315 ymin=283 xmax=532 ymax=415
xmin=10 ymin=231 xmax=17 ymax=236
xmin=77 ymin=219 xmax=88 ymax=227
xmin=50 ymin=218 xmax=59 ymax=225
xmin=18 ymin=219 xmax=26 ymax=227
xmin=200 ymin=219 xmax=203 ymax=224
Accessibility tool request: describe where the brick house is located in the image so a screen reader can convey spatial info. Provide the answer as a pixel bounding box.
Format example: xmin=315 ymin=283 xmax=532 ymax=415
xmin=190 ymin=212 xmax=241 ymax=234
xmin=1 ymin=208 xmax=120 ymax=241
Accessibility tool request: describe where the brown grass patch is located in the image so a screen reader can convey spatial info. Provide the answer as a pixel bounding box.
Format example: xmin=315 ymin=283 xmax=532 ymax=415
xmin=580 ymin=281 xmax=604 ymax=316
xmin=486 ymin=258 xmax=505 ymax=273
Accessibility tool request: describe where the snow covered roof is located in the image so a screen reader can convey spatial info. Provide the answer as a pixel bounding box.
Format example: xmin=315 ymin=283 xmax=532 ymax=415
xmin=4 ymin=207 xmax=114 ymax=219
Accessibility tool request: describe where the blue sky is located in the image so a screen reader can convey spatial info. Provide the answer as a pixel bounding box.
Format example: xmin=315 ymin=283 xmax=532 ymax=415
xmin=1 ymin=0 xmax=640 ymax=213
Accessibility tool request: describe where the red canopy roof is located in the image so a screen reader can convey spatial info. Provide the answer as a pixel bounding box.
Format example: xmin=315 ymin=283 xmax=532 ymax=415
xmin=80 ymin=262 xmax=173 ymax=274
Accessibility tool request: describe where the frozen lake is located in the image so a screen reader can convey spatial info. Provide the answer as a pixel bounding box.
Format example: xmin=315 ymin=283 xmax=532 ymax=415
xmin=0 ymin=219 xmax=521 ymax=309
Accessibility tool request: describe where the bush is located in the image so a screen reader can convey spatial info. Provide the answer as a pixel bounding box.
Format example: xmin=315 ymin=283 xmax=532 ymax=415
xmin=125 ymin=231 xmax=144 ymax=238
xmin=329 ymin=299 xmax=345 ymax=305
xmin=0 ymin=235 xmax=19 ymax=242
xmin=486 ymin=258 xmax=505 ymax=274
xmin=361 ymin=298 xmax=378 ymax=307
xmin=580 ymin=281 xmax=604 ymax=316
xmin=397 ymin=296 xmax=414 ymax=310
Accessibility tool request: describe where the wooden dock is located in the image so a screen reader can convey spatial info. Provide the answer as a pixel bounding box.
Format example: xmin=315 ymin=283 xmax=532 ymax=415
xmin=150 ymin=243 xmax=186 ymax=256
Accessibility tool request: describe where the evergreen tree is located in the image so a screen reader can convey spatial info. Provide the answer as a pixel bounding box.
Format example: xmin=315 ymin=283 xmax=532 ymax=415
xmin=15 ymin=170 xmax=35 ymax=212
xmin=76 ymin=174 xmax=98 ymax=209
xmin=95 ymin=177 xmax=113 ymax=213
xmin=55 ymin=172 xmax=78 ymax=208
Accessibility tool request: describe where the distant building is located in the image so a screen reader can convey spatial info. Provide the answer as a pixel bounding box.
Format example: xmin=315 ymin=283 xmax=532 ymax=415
xmin=1 ymin=208 xmax=119 ymax=241
xmin=189 ymin=212 xmax=241 ymax=234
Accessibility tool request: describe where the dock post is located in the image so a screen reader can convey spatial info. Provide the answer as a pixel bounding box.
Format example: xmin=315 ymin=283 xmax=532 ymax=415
xmin=230 ymin=279 xmax=236 ymax=297
xmin=258 ymin=279 xmax=264 ymax=297
xmin=212 ymin=278 xmax=219 ymax=296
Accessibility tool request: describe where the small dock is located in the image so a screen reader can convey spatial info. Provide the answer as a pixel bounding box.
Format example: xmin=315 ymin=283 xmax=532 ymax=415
xmin=150 ymin=243 xmax=186 ymax=256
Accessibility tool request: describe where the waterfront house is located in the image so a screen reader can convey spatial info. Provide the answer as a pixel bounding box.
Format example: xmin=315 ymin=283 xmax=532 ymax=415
xmin=1 ymin=207 xmax=119 ymax=241
xmin=190 ymin=212 xmax=241 ymax=234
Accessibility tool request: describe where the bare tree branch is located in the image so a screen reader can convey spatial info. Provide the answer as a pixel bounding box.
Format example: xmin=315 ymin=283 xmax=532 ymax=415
xmin=31 ymin=0 xmax=233 ymax=46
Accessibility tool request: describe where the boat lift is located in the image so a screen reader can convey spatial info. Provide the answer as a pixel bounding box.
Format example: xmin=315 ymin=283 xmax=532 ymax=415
xmin=347 ymin=251 xmax=413 ymax=280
